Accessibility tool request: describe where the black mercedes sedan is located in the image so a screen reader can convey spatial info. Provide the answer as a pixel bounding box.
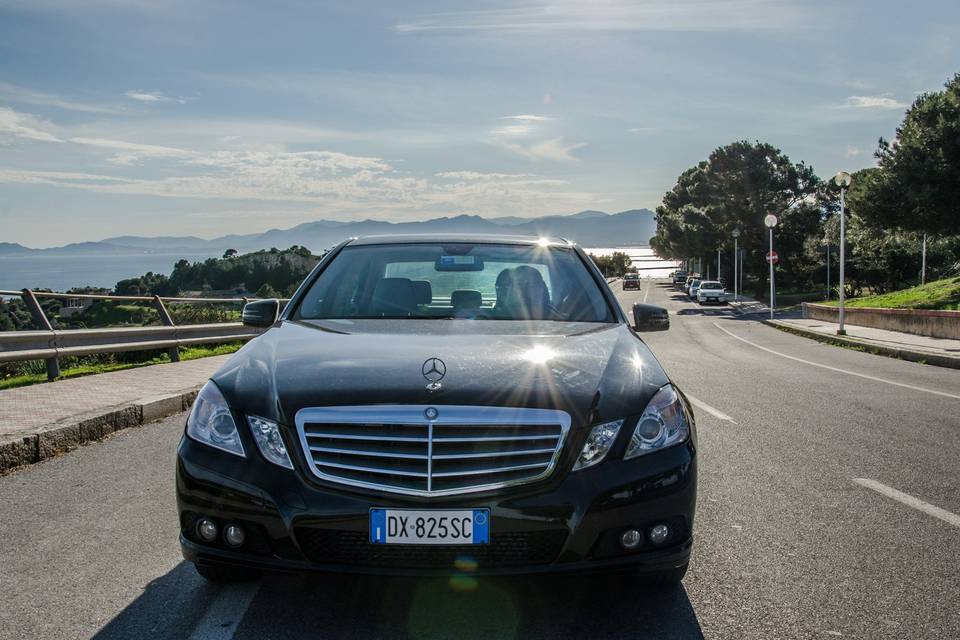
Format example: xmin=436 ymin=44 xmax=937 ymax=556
xmin=177 ymin=235 xmax=697 ymax=585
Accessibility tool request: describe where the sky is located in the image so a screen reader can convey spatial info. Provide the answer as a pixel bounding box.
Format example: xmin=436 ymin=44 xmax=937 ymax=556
xmin=1 ymin=0 xmax=958 ymax=248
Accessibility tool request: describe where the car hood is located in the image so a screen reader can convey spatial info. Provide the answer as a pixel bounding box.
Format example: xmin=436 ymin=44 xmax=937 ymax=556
xmin=211 ymin=319 xmax=670 ymax=429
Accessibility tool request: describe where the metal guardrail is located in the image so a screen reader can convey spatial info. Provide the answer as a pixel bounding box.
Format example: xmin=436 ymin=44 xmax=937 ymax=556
xmin=0 ymin=288 xmax=285 ymax=380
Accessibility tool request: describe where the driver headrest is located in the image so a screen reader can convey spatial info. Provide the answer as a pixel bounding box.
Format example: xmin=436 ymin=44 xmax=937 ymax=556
xmin=451 ymin=289 xmax=482 ymax=309
xmin=371 ymin=278 xmax=417 ymax=316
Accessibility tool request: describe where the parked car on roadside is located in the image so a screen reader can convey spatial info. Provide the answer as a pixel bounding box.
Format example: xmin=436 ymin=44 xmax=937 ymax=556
xmin=178 ymin=234 xmax=697 ymax=587
xmin=687 ymin=279 xmax=702 ymax=300
xmin=696 ymin=281 xmax=727 ymax=305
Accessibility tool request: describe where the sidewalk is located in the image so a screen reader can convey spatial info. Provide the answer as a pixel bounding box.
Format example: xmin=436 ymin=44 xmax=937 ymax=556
xmin=0 ymin=355 xmax=231 ymax=472
xmin=765 ymin=317 xmax=960 ymax=369
xmin=726 ymin=292 xmax=960 ymax=368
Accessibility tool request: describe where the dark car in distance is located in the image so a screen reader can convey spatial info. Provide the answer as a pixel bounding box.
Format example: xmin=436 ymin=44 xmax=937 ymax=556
xmin=622 ymin=273 xmax=640 ymax=290
xmin=177 ymin=235 xmax=697 ymax=585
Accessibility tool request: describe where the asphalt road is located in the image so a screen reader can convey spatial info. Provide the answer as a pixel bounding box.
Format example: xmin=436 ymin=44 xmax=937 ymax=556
xmin=2 ymin=279 xmax=959 ymax=639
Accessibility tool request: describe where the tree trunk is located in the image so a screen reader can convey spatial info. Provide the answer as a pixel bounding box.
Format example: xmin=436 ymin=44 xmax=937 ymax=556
xmin=754 ymin=257 xmax=768 ymax=302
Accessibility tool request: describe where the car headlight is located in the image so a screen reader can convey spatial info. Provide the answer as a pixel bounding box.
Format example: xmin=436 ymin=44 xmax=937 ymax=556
xmin=186 ymin=381 xmax=245 ymax=458
xmin=573 ymin=419 xmax=624 ymax=470
xmin=625 ymin=384 xmax=689 ymax=459
xmin=247 ymin=415 xmax=293 ymax=469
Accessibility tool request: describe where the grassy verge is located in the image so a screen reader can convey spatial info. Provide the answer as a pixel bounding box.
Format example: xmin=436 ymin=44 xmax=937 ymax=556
xmin=819 ymin=276 xmax=960 ymax=311
xmin=0 ymin=342 xmax=244 ymax=390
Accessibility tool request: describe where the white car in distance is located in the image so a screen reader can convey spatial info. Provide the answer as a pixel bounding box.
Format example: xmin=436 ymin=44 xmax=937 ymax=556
xmin=696 ymin=281 xmax=727 ymax=305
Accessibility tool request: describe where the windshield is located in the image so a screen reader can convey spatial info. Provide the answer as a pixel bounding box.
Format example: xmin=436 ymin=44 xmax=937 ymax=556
xmin=700 ymin=282 xmax=723 ymax=290
xmin=295 ymin=243 xmax=614 ymax=322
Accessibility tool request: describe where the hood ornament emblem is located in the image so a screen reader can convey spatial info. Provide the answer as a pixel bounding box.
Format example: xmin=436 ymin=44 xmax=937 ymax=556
xmin=422 ymin=357 xmax=446 ymax=391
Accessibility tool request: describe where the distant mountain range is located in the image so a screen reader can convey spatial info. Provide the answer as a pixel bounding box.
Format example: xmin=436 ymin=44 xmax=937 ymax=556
xmin=1 ymin=209 xmax=657 ymax=256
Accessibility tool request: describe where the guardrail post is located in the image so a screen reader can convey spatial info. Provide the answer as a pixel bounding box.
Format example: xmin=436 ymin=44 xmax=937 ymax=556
xmin=152 ymin=296 xmax=180 ymax=362
xmin=21 ymin=288 xmax=61 ymax=380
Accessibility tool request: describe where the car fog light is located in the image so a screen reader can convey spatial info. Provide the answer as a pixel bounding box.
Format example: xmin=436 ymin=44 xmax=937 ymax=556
xmin=224 ymin=524 xmax=245 ymax=547
xmin=649 ymin=523 xmax=671 ymax=545
xmin=196 ymin=518 xmax=218 ymax=542
xmin=620 ymin=528 xmax=642 ymax=550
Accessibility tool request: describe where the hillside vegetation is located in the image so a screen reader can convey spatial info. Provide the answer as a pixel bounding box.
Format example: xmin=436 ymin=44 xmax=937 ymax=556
xmin=825 ymin=276 xmax=960 ymax=311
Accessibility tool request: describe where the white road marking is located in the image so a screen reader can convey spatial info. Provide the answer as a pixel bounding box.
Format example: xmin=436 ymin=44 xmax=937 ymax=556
xmin=686 ymin=394 xmax=737 ymax=424
xmin=713 ymin=322 xmax=960 ymax=401
xmin=642 ymin=280 xmax=651 ymax=303
xmin=853 ymin=478 xmax=960 ymax=529
xmin=187 ymin=581 xmax=260 ymax=640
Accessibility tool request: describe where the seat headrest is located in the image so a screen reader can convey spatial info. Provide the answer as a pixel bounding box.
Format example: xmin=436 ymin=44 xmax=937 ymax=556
xmin=411 ymin=280 xmax=432 ymax=305
xmin=371 ymin=278 xmax=417 ymax=316
xmin=451 ymin=289 xmax=482 ymax=310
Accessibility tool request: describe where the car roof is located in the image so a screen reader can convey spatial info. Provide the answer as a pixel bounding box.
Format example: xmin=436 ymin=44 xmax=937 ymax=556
xmin=346 ymin=234 xmax=575 ymax=247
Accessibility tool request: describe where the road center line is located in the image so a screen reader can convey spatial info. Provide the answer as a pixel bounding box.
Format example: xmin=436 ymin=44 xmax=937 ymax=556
xmin=686 ymin=394 xmax=737 ymax=424
xmin=853 ymin=478 xmax=960 ymax=528
xmin=642 ymin=280 xmax=651 ymax=304
xmin=187 ymin=581 xmax=260 ymax=640
xmin=713 ymin=322 xmax=960 ymax=401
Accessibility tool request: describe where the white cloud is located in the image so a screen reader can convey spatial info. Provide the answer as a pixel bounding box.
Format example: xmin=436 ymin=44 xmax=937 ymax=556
xmin=499 ymin=115 xmax=552 ymax=122
xmin=0 ymin=145 xmax=593 ymax=216
xmin=0 ymin=82 xmax=123 ymax=114
xmin=394 ymin=0 xmax=810 ymax=34
xmin=124 ymin=90 xmax=179 ymax=103
xmin=627 ymin=127 xmax=657 ymax=134
xmin=497 ymin=137 xmax=587 ymax=162
xmin=845 ymin=146 xmax=862 ymax=158
xmin=490 ymin=114 xmax=554 ymax=137
xmin=69 ymin=136 xmax=191 ymax=165
xmin=491 ymin=123 xmax=536 ymax=136
xmin=841 ymin=96 xmax=908 ymax=110
xmin=436 ymin=171 xmax=540 ymax=180
xmin=0 ymin=107 xmax=63 ymax=142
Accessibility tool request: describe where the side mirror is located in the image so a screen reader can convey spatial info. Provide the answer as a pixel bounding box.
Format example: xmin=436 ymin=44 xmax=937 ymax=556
xmin=632 ymin=303 xmax=669 ymax=332
xmin=242 ymin=298 xmax=280 ymax=328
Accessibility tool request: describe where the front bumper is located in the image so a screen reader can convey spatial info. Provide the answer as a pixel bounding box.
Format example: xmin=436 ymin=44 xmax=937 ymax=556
xmin=177 ymin=434 xmax=696 ymax=577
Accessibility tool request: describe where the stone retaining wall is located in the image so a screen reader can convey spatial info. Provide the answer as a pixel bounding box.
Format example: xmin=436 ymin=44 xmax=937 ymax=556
xmin=802 ymin=303 xmax=960 ymax=340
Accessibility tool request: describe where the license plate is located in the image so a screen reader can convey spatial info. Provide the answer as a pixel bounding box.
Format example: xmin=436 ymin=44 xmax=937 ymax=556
xmin=369 ymin=509 xmax=489 ymax=545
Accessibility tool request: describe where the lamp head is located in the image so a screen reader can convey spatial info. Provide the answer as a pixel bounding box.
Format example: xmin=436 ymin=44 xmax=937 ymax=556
xmin=764 ymin=214 xmax=778 ymax=229
xmin=834 ymin=171 xmax=852 ymax=188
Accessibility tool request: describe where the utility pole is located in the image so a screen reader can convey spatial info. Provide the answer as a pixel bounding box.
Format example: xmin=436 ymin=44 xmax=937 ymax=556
xmin=835 ymin=171 xmax=852 ymax=335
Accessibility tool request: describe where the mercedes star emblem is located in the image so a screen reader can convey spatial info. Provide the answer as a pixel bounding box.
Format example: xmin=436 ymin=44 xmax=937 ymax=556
xmin=421 ymin=357 xmax=446 ymax=382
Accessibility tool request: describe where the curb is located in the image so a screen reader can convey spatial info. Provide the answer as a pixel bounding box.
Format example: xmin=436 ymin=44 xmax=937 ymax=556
xmin=763 ymin=320 xmax=960 ymax=370
xmin=0 ymin=387 xmax=200 ymax=475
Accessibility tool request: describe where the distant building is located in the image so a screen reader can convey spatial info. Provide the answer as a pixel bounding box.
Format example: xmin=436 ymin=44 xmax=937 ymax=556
xmin=58 ymin=297 xmax=94 ymax=318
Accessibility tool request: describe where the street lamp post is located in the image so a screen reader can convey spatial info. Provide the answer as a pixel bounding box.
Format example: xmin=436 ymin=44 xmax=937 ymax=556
xmin=834 ymin=171 xmax=852 ymax=335
xmin=732 ymin=228 xmax=741 ymax=302
xmin=764 ymin=214 xmax=778 ymax=320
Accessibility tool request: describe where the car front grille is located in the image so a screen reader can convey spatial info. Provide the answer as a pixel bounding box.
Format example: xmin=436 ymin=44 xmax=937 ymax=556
xmin=294 ymin=527 xmax=568 ymax=569
xmin=295 ymin=405 xmax=571 ymax=497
